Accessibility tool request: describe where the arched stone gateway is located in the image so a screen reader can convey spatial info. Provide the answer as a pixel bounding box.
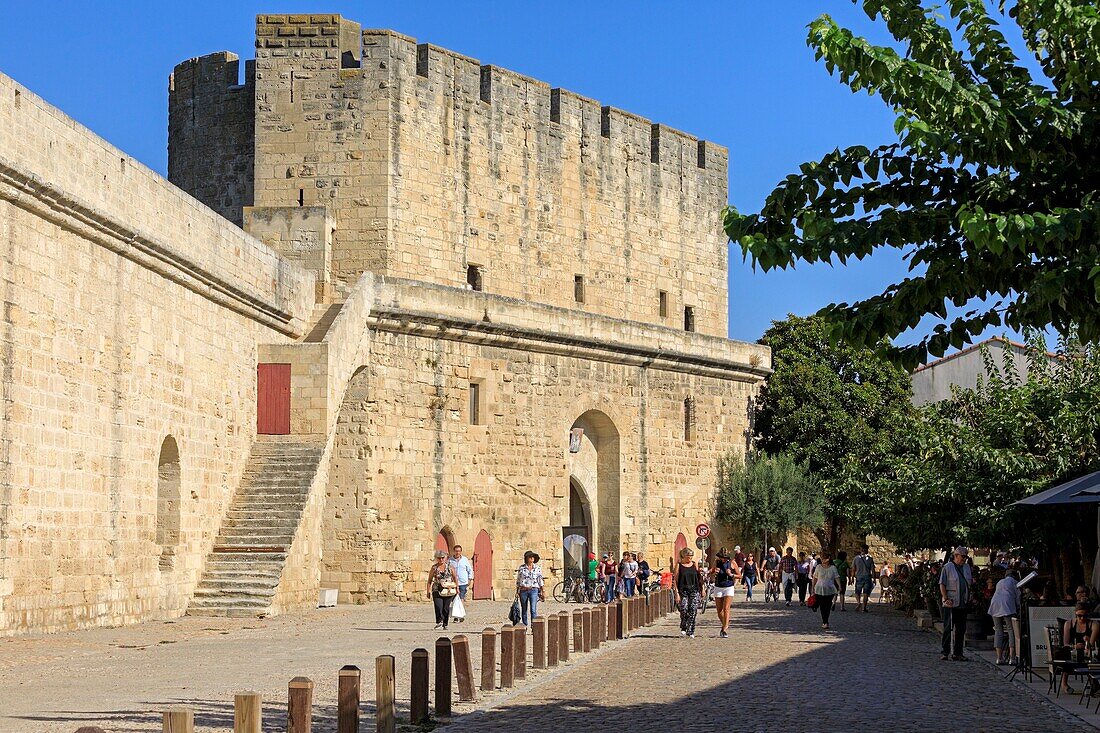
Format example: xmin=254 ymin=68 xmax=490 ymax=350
xmin=566 ymin=410 xmax=621 ymax=562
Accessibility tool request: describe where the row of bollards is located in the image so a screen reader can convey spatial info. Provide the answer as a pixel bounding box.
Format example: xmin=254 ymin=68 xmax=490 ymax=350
xmin=70 ymin=589 xmax=676 ymax=733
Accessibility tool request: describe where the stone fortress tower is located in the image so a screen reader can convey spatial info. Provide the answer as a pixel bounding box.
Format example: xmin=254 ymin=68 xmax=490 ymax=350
xmin=0 ymin=13 xmax=768 ymax=633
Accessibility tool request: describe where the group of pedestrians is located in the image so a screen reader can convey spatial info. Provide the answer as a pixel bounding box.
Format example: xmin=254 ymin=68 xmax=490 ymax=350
xmin=426 ymin=541 xmax=889 ymax=636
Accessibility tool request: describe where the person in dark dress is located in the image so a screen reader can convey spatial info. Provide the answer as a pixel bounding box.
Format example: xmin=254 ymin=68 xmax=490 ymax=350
xmin=674 ymin=547 xmax=703 ymax=638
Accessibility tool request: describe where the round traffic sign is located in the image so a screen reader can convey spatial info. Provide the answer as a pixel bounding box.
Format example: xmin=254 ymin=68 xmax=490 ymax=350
xmin=695 ymin=523 xmax=711 ymax=538
xmin=696 ymin=536 xmax=711 ymax=550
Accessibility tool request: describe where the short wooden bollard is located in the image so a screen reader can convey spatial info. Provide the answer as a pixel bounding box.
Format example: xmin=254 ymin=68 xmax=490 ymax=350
xmin=410 ymin=648 xmax=430 ymax=724
xmin=607 ymin=603 xmax=617 ymax=640
xmin=532 ymin=616 xmax=547 ymax=669
xmin=234 ymin=692 xmax=262 ymax=733
xmin=481 ymin=628 xmax=497 ymax=692
xmin=435 ymin=637 xmax=453 ymax=717
xmin=594 ymin=608 xmax=603 ymax=648
xmin=581 ymin=608 xmax=592 ymax=652
xmin=376 ymin=655 xmax=396 ymax=733
xmin=163 ymin=707 xmax=194 ymax=733
xmin=615 ymin=600 xmax=626 ymax=639
xmin=453 ymin=635 xmax=476 ymax=702
xmin=513 ymin=625 xmax=526 ymax=679
xmin=547 ymin=614 xmax=559 ymax=666
xmin=647 ymin=595 xmax=654 ymax=625
xmin=500 ymin=625 xmax=515 ymax=687
xmin=288 ymin=677 xmax=313 ymax=733
xmin=559 ymin=612 xmax=570 ymax=661
xmin=338 ymin=666 xmax=361 ymax=733
xmin=572 ymin=611 xmax=584 ymax=653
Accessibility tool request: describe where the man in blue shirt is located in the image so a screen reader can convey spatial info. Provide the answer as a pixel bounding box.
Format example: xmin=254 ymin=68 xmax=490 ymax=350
xmin=449 ymin=545 xmax=475 ymax=621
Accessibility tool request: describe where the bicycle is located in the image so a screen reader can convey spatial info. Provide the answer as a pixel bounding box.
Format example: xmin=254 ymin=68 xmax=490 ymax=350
xmin=764 ymin=571 xmax=781 ymax=603
xmin=553 ymin=574 xmax=602 ymax=603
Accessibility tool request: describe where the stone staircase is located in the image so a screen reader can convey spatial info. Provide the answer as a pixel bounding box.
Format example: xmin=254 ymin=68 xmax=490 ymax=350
xmin=187 ymin=439 xmax=325 ymax=617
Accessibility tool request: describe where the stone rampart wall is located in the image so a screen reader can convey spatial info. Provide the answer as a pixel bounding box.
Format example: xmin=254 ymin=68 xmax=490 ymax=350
xmin=0 ymin=71 xmax=314 ymax=634
xmin=321 ymin=278 xmax=766 ymax=601
xmin=172 ymin=14 xmax=731 ymax=337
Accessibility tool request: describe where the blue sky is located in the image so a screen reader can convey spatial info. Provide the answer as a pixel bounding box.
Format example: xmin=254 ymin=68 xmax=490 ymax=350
xmin=0 ymin=2 xmax=1010 ymax=345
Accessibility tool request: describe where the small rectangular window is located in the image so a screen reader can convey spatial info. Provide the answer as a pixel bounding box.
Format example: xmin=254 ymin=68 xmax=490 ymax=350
xmin=574 ymin=275 xmax=585 ymax=304
xmin=684 ymin=306 xmax=695 ymax=332
xmin=469 ymin=382 xmax=482 ymax=425
xmin=659 ymin=290 xmax=668 ymax=318
xmin=466 ymin=265 xmax=483 ymax=292
xmin=684 ymin=397 xmax=695 ymax=441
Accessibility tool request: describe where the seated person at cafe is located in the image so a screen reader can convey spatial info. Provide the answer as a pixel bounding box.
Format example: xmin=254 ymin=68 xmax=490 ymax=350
xmin=1061 ymin=602 xmax=1100 ymax=694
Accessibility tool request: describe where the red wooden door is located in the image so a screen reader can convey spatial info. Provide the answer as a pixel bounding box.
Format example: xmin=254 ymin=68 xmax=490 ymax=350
xmin=257 ymin=363 xmax=291 ymax=435
xmin=674 ymin=532 xmax=688 ymax=572
xmin=472 ymin=529 xmax=493 ymax=600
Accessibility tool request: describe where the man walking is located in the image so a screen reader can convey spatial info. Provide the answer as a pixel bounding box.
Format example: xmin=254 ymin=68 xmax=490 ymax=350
xmin=449 ymin=545 xmax=474 ymax=621
xmin=939 ymin=546 xmax=973 ymax=661
xmin=853 ymin=544 xmax=875 ymax=613
xmin=779 ymin=547 xmax=798 ymax=607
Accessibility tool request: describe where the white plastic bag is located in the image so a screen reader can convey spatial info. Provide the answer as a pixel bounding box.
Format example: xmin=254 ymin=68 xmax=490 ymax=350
xmin=451 ymin=596 xmax=466 ymax=620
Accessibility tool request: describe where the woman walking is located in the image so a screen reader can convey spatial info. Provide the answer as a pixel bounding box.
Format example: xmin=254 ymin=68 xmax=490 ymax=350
xmin=710 ymin=548 xmax=739 ymax=638
xmin=674 ymin=547 xmax=703 ymax=638
xmin=426 ymin=550 xmax=459 ymax=629
xmin=742 ymin=553 xmax=758 ymax=601
xmin=619 ymin=551 xmax=639 ymax=597
xmin=812 ymin=552 xmax=841 ymax=630
xmin=988 ymin=569 xmax=1021 ymax=665
xmin=515 ymin=550 xmax=544 ymax=625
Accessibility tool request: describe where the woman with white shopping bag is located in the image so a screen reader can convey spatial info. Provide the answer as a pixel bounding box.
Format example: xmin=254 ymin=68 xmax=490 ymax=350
xmin=426 ymin=550 xmax=459 ymax=630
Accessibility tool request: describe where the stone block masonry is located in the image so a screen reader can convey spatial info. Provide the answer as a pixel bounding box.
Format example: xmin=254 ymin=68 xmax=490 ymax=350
xmin=0 ymin=70 xmax=314 ymax=635
xmin=170 ymin=14 xmax=731 ymax=338
xmin=0 ymin=10 xmax=771 ymax=634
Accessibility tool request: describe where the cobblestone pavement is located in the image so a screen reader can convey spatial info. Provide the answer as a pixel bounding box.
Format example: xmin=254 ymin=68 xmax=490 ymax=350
xmin=442 ymin=600 xmax=1094 ymax=733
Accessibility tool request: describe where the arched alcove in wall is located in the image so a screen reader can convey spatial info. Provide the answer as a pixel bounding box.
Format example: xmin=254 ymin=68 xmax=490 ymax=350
xmin=156 ymin=436 xmax=181 ymax=571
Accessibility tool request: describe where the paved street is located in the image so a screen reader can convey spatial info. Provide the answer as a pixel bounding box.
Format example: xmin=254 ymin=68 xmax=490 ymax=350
xmin=443 ymin=599 xmax=1093 ymax=733
xmin=0 ymin=597 xmax=1092 ymax=732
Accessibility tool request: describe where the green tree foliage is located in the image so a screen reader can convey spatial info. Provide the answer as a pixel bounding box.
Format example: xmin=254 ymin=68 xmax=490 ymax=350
xmin=863 ymin=333 xmax=1100 ymax=590
xmin=724 ymin=1 xmax=1100 ymax=369
xmin=754 ymin=315 xmax=914 ymax=551
xmin=716 ymin=451 xmax=824 ymax=548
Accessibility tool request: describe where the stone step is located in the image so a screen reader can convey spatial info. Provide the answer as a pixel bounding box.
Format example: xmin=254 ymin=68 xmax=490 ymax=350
xmin=224 ymin=509 xmax=304 ymax=521
xmin=187 ymin=437 xmax=326 ymax=618
xmin=193 ymin=583 xmax=277 ymax=597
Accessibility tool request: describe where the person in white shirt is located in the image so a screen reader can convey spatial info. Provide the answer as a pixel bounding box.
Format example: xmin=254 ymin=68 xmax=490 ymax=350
xmin=448 ymin=545 xmax=474 ymax=622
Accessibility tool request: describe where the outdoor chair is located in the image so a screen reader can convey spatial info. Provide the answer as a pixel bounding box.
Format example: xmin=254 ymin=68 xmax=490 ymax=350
xmin=1046 ymin=623 xmax=1088 ymax=697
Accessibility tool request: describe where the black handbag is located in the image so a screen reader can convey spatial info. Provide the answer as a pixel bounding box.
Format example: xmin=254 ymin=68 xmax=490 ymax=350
xmin=508 ymin=594 xmax=522 ymax=625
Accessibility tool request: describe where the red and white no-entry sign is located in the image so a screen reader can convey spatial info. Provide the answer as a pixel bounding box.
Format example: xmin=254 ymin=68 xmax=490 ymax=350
xmin=695 ymin=523 xmax=711 ymax=538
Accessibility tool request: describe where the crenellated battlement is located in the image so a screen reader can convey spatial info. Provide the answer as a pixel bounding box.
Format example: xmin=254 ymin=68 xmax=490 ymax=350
xmin=170 ymin=13 xmax=731 ymax=336
xmin=168 ymin=52 xmax=255 ymax=225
